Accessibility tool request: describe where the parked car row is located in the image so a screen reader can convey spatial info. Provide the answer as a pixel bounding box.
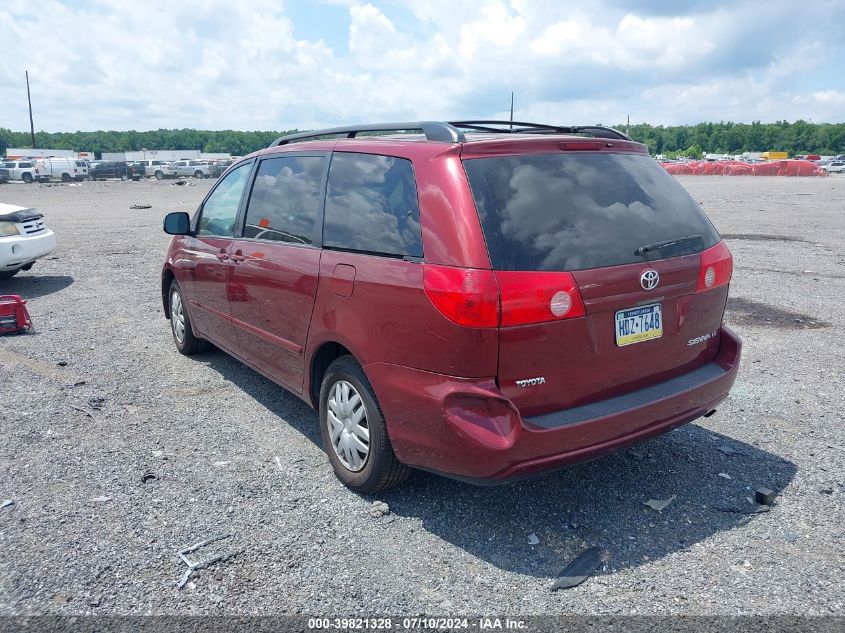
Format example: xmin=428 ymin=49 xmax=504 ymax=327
xmin=0 ymin=158 xmax=233 ymax=183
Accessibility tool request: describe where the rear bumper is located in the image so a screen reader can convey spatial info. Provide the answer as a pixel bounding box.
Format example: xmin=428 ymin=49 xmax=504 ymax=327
xmin=366 ymin=325 xmax=741 ymax=482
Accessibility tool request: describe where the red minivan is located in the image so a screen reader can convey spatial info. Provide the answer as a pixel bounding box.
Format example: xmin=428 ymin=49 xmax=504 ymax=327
xmin=162 ymin=121 xmax=741 ymax=493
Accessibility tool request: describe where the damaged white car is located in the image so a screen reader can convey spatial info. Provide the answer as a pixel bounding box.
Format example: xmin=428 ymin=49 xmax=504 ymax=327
xmin=0 ymin=203 xmax=57 ymax=279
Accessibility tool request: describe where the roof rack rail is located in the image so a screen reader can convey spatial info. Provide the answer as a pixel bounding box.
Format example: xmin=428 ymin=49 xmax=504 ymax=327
xmin=270 ymin=122 xmax=466 ymax=146
xmin=449 ymin=120 xmax=631 ymax=141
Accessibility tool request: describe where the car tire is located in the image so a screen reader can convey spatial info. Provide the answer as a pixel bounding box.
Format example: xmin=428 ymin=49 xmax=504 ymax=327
xmin=319 ymin=356 xmax=410 ymax=493
xmin=155 ymin=171 xmax=164 ymax=180
xmin=22 ymin=173 xmax=33 ymax=184
xmin=194 ymin=171 xmax=204 ymax=179
xmin=168 ymin=280 xmax=208 ymax=355
xmin=0 ymin=269 xmax=20 ymax=279
xmin=120 ymin=174 xmax=127 ymax=181
xmin=61 ymin=173 xmax=71 ymax=182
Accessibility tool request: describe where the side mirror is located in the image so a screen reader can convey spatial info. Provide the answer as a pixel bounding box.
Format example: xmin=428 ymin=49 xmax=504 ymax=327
xmin=163 ymin=212 xmax=191 ymax=235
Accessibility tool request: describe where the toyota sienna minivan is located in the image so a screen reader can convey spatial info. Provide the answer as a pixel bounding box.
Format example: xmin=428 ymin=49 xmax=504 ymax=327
xmin=161 ymin=120 xmax=741 ymax=493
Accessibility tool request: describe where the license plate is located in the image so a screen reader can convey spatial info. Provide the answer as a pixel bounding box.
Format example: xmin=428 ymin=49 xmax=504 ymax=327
xmin=615 ymin=303 xmax=662 ymax=347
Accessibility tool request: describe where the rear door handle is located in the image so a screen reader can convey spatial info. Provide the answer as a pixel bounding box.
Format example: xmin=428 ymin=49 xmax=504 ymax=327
xmin=230 ymin=250 xmax=246 ymax=263
xmin=216 ymin=250 xmax=229 ymax=262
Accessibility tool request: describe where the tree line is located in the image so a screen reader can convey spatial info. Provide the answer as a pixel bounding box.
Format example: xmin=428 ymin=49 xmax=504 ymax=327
xmin=0 ymin=128 xmax=299 ymax=157
xmin=1 ymin=120 xmax=844 ymax=158
xmin=624 ymin=120 xmax=845 ymax=158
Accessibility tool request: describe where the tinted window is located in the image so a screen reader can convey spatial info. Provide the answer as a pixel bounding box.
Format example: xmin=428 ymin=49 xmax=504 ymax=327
xmin=20 ymin=162 xmax=33 ymax=168
xmin=323 ymin=153 xmax=422 ymax=258
xmin=463 ymin=153 xmax=720 ymax=271
xmin=242 ymin=156 xmax=324 ymax=245
xmin=197 ymin=162 xmax=251 ymax=237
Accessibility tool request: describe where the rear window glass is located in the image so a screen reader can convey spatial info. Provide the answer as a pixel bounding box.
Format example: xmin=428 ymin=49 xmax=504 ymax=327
xmin=463 ymin=153 xmax=720 ymax=271
xmin=323 ymin=153 xmax=423 ymax=258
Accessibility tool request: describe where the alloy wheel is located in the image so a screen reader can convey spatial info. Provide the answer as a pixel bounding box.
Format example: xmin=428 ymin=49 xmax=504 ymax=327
xmin=327 ymin=380 xmax=370 ymax=471
xmin=170 ymin=290 xmax=185 ymax=344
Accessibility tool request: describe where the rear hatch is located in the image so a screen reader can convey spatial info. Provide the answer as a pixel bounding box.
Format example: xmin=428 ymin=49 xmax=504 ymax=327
xmin=462 ymin=144 xmax=731 ymax=417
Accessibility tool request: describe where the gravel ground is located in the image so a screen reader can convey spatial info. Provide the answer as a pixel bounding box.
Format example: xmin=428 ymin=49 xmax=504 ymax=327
xmin=0 ymin=175 xmax=842 ymax=616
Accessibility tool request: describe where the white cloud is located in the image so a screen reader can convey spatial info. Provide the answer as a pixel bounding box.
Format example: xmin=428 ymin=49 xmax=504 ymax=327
xmin=0 ymin=0 xmax=842 ymax=131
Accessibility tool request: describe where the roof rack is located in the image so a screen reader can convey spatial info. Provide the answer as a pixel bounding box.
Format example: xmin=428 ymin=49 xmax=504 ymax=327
xmin=269 ymin=120 xmax=632 ymax=147
xmin=270 ymin=122 xmax=466 ymax=146
xmin=449 ymin=120 xmax=631 ymax=140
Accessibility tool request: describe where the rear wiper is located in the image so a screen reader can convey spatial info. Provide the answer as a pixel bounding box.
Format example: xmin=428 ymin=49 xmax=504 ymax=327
xmin=636 ymin=234 xmax=703 ymax=257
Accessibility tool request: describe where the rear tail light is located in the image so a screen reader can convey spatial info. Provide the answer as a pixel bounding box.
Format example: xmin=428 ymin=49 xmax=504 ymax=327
xmin=423 ymin=265 xmax=499 ymax=328
xmin=697 ymin=240 xmax=732 ymax=292
xmin=496 ymin=271 xmax=585 ymax=326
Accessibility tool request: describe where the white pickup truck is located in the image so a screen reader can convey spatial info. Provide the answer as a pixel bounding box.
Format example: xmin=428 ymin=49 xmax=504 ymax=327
xmin=173 ymin=160 xmax=214 ymax=179
xmin=0 ymin=203 xmax=57 ymax=278
xmin=0 ymin=160 xmax=39 ymax=183
xmin=138 ymin=160 xmax=178 ymax=180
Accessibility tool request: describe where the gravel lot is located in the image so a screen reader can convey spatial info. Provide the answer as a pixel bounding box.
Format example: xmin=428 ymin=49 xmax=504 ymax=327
xmin=0 ymin=175 xmax=842 ymax=616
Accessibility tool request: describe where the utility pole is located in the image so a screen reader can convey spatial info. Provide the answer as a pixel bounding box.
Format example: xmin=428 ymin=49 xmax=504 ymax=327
xmin=626 ymin=114 xmax=630 ymax=136
xmin=26 ymin=70 xmax=36 ymax=149
xmin=509 ymin=92 xmax=514 ymax=131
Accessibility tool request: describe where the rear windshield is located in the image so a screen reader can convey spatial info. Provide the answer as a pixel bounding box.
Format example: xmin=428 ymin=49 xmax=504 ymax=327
xmin=463 ymin=152 xmax=720 ymax=271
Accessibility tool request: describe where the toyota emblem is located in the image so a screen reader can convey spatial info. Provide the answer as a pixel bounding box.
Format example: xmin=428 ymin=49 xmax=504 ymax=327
xmin=640 ymin=269 xmax=660 ymax=290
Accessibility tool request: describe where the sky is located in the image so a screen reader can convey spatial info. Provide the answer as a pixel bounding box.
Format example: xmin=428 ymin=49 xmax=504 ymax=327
xmin=1 ymin=0 xmax=844 ymax=132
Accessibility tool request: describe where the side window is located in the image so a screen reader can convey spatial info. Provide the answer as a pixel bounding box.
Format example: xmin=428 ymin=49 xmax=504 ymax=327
xmin=242 ymin=156 xmax=324 ymax=245
xmin=323 ymin=153 xmax=423 ymax=258
xmin=196 ymin=162 xmax=251 ymax=237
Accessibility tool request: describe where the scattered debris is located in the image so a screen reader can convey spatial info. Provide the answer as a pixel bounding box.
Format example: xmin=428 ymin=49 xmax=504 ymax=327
xmin=370 ymin=501 xmax=390 ymax=518
xmin=1 ymin=499 xmax=14 ymax=510
xmin=152 ymin=450 xmax=165 ymax=459
xmin=141 ymin=472 xmax=157 ymax=484
xmin=628 ymin=449 xmax=645 ymax=460
xmin=820 ymin=488 xmax=834 ymax=495
xmin=274 ymin=456 xmax=284 ymax=472
xmin=91 ymin=495 xmax=112 ymax=503
xmin=56 ymin=360 xmax=68 ymax=367
xmin=88 ymin=397 xmax=106 ymax=410
xmin=718 ymin=472 xmax=732 ymax=479
xmin=716 ymin=445 xmax=742 ymax=456
xmin=175 ymin=533 xmax=238 ymax=589
xmin=69 ymin=404 xmax=96 ymax=419
xmin=755 ymin=487 xmax=776 ymax=506
xmin=129 ymin=204 xmax=152 ymax=209
xmin=551 ymin=547 xmax=602 ymax=591
xmin=213 ymin=461 xmax=230 ymax=467
xmin=173 ymin=180 xmax=187 ymax=186
xmin=528 ymin=532 xmax=540 ymax=545
xmin=644 ymin=495 xmax=676 ymax=512
xmin=711 ymin=504 xmax=769 ymax=515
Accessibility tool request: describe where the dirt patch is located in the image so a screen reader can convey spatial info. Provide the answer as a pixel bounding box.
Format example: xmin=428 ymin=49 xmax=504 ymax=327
xmin=721 ymin=233 xmax=808 ymax=243
xmin=726 ymin=297 xmax=830 ymax=329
